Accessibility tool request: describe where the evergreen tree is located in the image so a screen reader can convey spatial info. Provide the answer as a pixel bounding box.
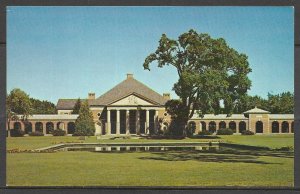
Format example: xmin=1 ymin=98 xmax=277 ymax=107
xmin=73 ymin=100 xmax=95 ymax=136
xmin=72 ymin=98 xmax=81 ymax=114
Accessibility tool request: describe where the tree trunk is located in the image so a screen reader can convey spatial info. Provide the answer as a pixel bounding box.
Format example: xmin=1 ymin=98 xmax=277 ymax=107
xmin=181 ymin=119 xmax=189 ymax=137
xmin=182 ymin=124 xmax=187 ymax=137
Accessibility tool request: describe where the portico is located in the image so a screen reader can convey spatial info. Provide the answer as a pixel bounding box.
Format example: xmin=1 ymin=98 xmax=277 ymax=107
xmin=102 ymin=107 xmax=159 ymax=135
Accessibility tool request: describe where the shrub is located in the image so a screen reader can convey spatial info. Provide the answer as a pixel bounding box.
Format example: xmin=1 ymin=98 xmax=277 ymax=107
xmin=73 ymin=101 xmax=95 ymax=136
xmin=275 ymin=146 xmax=294 ymax=151
xmin=52 ymin=129 xmax=66 ymax=136
xmin=216 ymin=128 xmax=233 ymax=135
xmin=10 ymin=129 xmax=25 ymax=137
xmin=186 ymin=127 xmax=195 ymax=137
xmin=198 ymin=130 xmax=212 ymax=136
xmin=29 ymin=131 xmax=44 ymax=136
xmin=241 ymin=130 xmax=254 ymax=135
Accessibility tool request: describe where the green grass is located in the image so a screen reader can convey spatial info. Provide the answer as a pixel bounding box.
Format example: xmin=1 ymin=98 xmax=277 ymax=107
xmin=218 ymin=134 xmax=294 ymax=148
xmin=6 ymin=134 xmax=294 ymax=187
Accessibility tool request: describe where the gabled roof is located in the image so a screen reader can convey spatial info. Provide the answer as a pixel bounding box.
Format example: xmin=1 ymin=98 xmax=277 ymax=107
xmin=56 ymin=99 xmax=94 ymax=110
xmin=243 ymin=107 xmax=270 ymax=114
xmin=56 ymin=75 xmax=168 ymax=109
xmin=90 ymin=76 xmax=167 ymax=106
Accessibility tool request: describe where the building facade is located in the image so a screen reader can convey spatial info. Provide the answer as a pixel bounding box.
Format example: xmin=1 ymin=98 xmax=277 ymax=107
xmin=7 ymin=74 xmax=294 ymax=136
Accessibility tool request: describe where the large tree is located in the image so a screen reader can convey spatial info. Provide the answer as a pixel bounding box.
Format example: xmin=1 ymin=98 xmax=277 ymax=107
xmin=233 ymin=92 xmax=294 ymax=114
xmin=73 ymin=100 xmax=95 ymax=136
xmin=30 ymin=98 xmax=56 ymax=114
xmin=233 ymin=95 xmax=268 ymax=113
xmin=267 ymin=92 xmax=293 ymax=114
xmin=143 ymin=29 xmax=252 ymax=135
xmin=6 ymin=88 xmax=32 ymax=134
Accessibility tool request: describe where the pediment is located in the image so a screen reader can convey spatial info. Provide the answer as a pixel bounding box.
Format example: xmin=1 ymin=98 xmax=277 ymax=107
xmin=110 ymin=94 xmax=155 ymax=106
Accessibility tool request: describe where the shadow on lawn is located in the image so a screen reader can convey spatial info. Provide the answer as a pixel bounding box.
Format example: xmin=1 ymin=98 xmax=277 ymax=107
xmin=138 ymin=146 xmax=293 ymax=165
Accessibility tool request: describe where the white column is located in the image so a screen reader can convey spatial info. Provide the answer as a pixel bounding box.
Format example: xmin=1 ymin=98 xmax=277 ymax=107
xmin=146 ymin=110 xmax=150 ymax=134
xmin=107 ymin=110 xmax=111 ymax=135
xmin=116 ymin=110 xmax=120 ymax=135
xmin=279 ymin=121 xmax=282 ymax=134
xmin=64 ymin=122 xmax=68 ymax=133
xmin=32 ymin=122 xmax=36 ymax=132
xmin=199 ymin=121 xmax=202 ymax=132
xmin=43 ymin=122 xmax=47 ymax=134
xmin=126 ymin=110 xmax=130 ymax=135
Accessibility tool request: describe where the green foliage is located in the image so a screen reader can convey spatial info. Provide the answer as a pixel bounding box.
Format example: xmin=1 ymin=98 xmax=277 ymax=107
xmin=241 ymin=130 xmax=254 ymax=135
xmin=52 ymin=129 xmax=66 ymax=136
xmin=234 ymin=92 xmax=294 ymax=114
xmin=143 ymin=29 xmax=252 ymax=136
xmin=73 ymin=100 xmax=95 ymax=136
xmin=267 ymin=92 xmax=293 ymax=114
xmin=7 ymin=88 xmax=32 ymax=116
xmin=6 ymin=88 xmax=32 ymax=132
xmin=72 ymin=98 xmax=81 ymax=114
xmin=10 ymin=128 xmax=25 ymax=137
xmin=198 ymin=130 xmax=213 ymax=136
xmin=216 ymin=128 xmax=233 ymax=135
xmin=28 ymin=131 xmax=44 ymax=136
xmin=30 ymin=98 xmax=56 ymax=114
xmin=233 ymin=95 xmax=268 ymax=114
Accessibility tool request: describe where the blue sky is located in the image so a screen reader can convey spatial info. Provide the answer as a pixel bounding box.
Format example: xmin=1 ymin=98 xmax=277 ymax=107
xmin=7 ymin=6 xmax=294 ymax=103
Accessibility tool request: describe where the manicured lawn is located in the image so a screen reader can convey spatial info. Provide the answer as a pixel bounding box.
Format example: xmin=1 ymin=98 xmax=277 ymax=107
xmin=218 ymin=134 xmax=294 ymax=148
xmin=6 ymin=134 xmax=294 ymax=187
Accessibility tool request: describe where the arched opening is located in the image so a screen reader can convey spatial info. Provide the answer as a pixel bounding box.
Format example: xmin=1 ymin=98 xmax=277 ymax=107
xmin=291 ymin=122 xmax=294 ymax=133
xmin=24 ymin=122 xmax=32 ymax=134
xmin=239 ymin=121 xmax=246 ymax=133
xmin=163 ymin=122 xmax=169 ymax=131
xmin=208 ymin=121 xmax=216 ymax=133
xmin=67 ymin=122 xmax=75 ymax=134
xmin=281 ymin=121 xmax=289 ymax=133
xmin=46 ymin=122 xmax=54 ymax=134
xmin=14 ymin=122 xmax=21 ymax=130
xmin=188 ymin=121 xmax=196 ymax=134
xmin=219 ymin=121 xmax=226 ymax=130
xmin=229 ymin=121 xmax=236 ymax=133
xmin=57 ymin=122 xmax=65 ymax=130
xmin=256 ymin=121 xmax=263 ymax=133
xmin=271 ymin=121 xmax=279 ymax=133
xmin=201 ymin=121 xmax=206 ymax=131
xmin=35 ymin=122 xmax=43 ymax=133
